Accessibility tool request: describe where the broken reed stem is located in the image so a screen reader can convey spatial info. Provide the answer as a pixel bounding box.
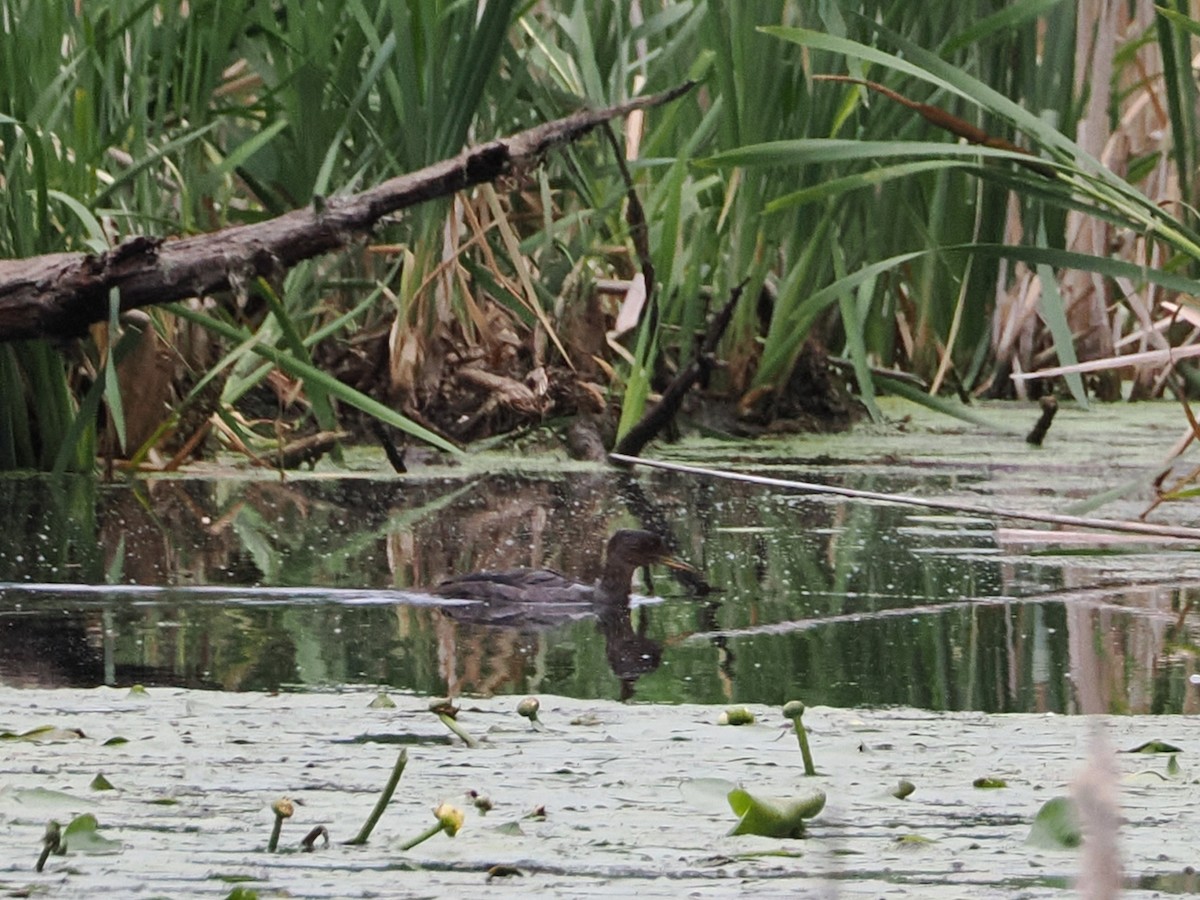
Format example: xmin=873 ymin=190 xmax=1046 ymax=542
xmin=36 ymin=821 xmax=61 ymax=872
xmin=344 ymin=747 xmax=408 ymax=846
xmin=301 ymin=825 xmax=329 ymax=852
xmin=812 ymin=74 xmax=1056 ymax=178
xmin=601 ymin=122 xmax=656 ymax=321
xmin=609 ymin=454 xmax=1200 ymax=542
xmin=1025 ymin=395 xmax=1058 ymax=446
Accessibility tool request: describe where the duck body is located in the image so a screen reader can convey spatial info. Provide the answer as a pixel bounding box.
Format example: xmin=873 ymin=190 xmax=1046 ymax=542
xmin=430 ymin=529 xmax=692 ymax=607
xmin=430 ymin=567 xmax=596 ymax=605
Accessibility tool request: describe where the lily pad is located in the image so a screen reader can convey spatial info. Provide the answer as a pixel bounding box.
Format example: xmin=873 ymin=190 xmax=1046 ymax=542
xmin=727 ymin=787 xmax=826 ymax=838
xmin=1026 ymin=796 xmax=1081 ymax=850
xmin=1124 ymin=740 xmax=1183 ymax=754
xmin=894 ymin=833 xmax=935 ymax=846
xmin=680 ymin=777 xmax=740 ymax=815
xmin=0 ymin=725 xmax=85 ymax=742
xmin=61 ymin=814 xmax=122 ymax=855
xmin=1124 ymin=769 xmax=1170 ymax=784
xmin=1 ymin=787 xmax=86 ymax=813
xmin=891 ymin=779 xmax=916 ymax=799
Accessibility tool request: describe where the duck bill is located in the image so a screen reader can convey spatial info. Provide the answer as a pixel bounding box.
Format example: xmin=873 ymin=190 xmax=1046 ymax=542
xmin=657 ymin=554 xmax=697 ymax=574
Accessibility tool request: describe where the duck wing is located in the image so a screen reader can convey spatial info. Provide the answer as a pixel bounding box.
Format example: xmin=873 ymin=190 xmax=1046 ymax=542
xmin=431 ymin=567 xmax=596 ymax=605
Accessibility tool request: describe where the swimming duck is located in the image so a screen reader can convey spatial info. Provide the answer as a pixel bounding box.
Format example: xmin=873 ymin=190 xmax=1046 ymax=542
xmin=430 ymin=529 xmax=694 ymax=607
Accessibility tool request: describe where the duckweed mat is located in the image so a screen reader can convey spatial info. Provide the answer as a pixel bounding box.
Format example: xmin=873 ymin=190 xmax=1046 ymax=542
xmin=2 ymin=687 xmax=1198 ymax=897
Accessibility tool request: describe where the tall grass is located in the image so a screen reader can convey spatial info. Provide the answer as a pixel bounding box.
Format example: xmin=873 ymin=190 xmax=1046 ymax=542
xmin=0 ymin=0 xmax=517 ymax=469
xmin=705 ymin=2 xmax=1200 ymax=411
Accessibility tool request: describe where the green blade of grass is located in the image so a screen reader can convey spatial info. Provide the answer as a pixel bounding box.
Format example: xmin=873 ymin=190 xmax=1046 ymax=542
xmin=1033 ymin=217 xmax=1087 ymax=406
xmin=939 ymin=0 xmax=1069 ymax=56
xmin=831 ymin=234 xmax=881 ymax=423
xmin=873 ymin=375 xmax=1023 ymax=433
xmin=757 ymin=248 xmax=929 ymax=388
xmin=166 ymin=302 xmax=461 ymax=455
xmin=705 ymin=138 xmax=1064 ymax=171
xmin=764 ymin=160 xmax=973 ymax=214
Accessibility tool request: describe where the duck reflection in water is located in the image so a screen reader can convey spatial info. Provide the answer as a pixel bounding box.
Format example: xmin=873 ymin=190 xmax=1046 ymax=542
xmin=430 ymin=530 xmax=702 ymax=698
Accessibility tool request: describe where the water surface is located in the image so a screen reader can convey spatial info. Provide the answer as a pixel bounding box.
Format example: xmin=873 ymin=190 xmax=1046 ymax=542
xmin=4 ymin=415 xmax=1198 ymax=715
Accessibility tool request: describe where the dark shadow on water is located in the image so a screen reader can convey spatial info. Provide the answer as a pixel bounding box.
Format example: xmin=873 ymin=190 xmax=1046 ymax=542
xmin=1 ymin=469 xmax=1198 ymax=713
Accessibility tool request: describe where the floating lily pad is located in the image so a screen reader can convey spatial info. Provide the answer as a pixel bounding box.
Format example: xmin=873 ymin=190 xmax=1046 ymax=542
xmin=0 ymin=725 xmax=85 ymax=742
xmin=679 ymin=777 xmax=739 ymax=814
xmin=89 ymin=774 xmax=115 ymax=791
xmin=727 ymin=787 xmax=826 ymax=838
xmin=1125 ymin=768 xmax=1170 ymax=784
xmin=973 ymin=776 xmax=1007 ymax=789
xmin=892 ymin=779 xmax=916 ymax=799
xmin=61 ymin=814 xmax=122 ymax=855
xmin=1 ymin=787 xmax=86 ymax=813
xmin=1124 ymin=740 xmax=1183 ymax=754
xmin=1026 ymin=796 xmax=1081 ymax=850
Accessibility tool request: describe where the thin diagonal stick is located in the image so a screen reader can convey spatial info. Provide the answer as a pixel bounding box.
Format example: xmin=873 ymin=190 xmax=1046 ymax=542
xmin=609 ymin=453 xmax=1200 ymax=542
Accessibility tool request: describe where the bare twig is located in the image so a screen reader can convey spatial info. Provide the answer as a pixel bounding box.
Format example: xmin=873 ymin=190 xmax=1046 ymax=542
xmin=1025 ymin=395 xmax=1058 ymax=446
xmin=609 ymin=453 xmax=1200 ymax=541
xmin=612 ymin=280 xmax=746 ymax=458
xmin=602 ymin=123 xmax=655 ymax=316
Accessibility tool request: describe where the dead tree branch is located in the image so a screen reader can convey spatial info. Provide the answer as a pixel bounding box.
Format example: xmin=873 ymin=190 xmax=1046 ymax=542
xmin=0 ymin=82 xmax=695 ymax=344
xmin=611 ymin=279 xmax=746 ymax=459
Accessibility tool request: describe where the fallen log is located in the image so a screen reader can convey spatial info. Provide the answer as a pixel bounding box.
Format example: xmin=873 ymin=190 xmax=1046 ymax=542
xmin=0 ymin=82 xmax=694 ymax=344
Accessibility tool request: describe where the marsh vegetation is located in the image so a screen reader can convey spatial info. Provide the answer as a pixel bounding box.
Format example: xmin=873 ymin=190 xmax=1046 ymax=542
xmin=3 ymin=1 xmax=1199 ymax=475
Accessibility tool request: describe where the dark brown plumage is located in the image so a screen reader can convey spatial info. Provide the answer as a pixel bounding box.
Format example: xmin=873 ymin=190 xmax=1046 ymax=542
xmin=430 ymin=529 xmax=693 ymax=607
